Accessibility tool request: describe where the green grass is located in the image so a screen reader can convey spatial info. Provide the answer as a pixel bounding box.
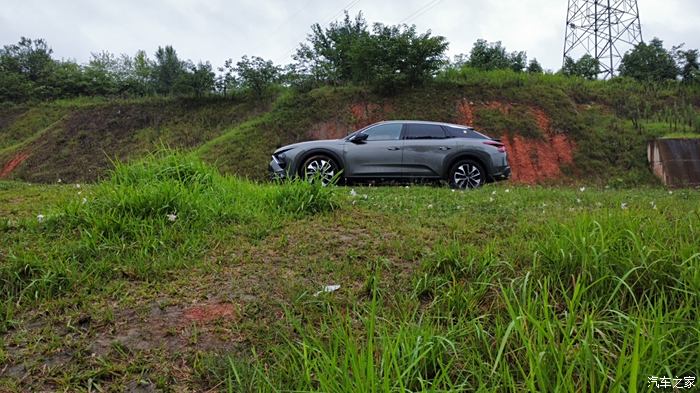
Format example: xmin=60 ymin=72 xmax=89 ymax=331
xmin=1 ymin=153 xmax=699 ymax=391
xmin=0 ymin=151 xmax=338 ymax=331
xmin=661 ymin=132 xmax=700 ymax=139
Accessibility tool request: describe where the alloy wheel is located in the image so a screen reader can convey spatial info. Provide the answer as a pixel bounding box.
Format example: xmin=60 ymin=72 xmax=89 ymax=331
xmin=304 ymin=158 xmax=336 ymax=185
xmin=453 ymin=163 xmax=482 ymax=189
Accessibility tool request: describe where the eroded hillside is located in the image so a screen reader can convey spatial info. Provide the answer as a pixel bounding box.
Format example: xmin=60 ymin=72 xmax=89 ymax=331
xmin=2 ymin=77 xmax=699 ymax=185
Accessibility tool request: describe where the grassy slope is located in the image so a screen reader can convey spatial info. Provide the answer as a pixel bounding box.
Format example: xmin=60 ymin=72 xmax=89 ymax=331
xmin=1 ymin=154 xmax=699 ymax=391
xmin=0 ymin=96 xmax=270 ymax=183
xmin=2 ymin=72 xmax=700 ymax=186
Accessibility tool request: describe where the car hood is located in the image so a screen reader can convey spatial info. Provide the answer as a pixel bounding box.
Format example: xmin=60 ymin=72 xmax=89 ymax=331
xmin=274 ymin=139 xmax=344 ymax=154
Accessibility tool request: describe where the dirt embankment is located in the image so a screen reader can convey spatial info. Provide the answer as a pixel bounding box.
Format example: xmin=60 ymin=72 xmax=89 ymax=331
xmin=0 ymin=151 xmax=30 ymax=178
xmin=458 ymin=101 xmax=575 ymax=183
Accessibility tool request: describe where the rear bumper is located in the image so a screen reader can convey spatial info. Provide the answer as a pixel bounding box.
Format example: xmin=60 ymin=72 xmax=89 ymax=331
xmin=491 ymin=165 xmax=511 ymax=181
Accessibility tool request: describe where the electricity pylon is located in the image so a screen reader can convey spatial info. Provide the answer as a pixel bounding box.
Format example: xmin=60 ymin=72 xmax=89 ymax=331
xmin=563 ymin=0 xmax=643 ymax=78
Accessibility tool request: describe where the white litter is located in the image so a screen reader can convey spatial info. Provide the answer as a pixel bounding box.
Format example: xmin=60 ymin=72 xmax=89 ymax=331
xmin=314 ymin=284 xmax=340 ymax=297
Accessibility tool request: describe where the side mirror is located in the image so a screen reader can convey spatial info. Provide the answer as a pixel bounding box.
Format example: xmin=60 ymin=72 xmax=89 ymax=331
xmin=350 ymin=133 xmax=368 ymax=143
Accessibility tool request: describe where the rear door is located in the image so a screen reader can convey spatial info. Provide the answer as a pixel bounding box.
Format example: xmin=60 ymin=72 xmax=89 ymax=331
xmin=402 ymin=123 xmax=456 ymax=178
xmin=343 ymin=123 xmax=405 ymax=178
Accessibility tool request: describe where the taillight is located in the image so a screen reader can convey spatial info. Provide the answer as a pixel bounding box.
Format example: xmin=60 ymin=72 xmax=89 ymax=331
xmin=484 ymin=141 xmax=506 ymax=153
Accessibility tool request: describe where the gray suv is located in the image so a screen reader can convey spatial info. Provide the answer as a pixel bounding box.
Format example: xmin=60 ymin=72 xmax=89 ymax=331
xmin=269 ymin=120 xmax=510 ymax=189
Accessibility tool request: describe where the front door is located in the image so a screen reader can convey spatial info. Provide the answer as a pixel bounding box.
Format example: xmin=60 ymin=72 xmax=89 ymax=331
xmin=343 ymin=123 xmax=404 ymax=178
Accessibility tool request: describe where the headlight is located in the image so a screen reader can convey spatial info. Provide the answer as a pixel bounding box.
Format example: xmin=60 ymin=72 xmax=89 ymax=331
xmin=272 ymin=152 xmax=287 ymax=167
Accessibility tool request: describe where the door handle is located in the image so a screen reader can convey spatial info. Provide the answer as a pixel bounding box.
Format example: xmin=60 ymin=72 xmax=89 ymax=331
xmin=439 ymin=146 xmax=451 ymax=151
xmin=387 ymin=146 xmax=400 ymax=151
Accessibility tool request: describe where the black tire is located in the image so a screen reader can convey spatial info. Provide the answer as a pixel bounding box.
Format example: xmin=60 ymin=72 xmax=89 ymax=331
xmin=299 ymin=155 xmax=341 ymax=185
xmin=448 ymin=159 xmax=485 ymax=189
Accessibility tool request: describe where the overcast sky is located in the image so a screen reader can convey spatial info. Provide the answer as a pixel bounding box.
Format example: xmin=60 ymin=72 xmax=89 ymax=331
xmin=2 ymin=0 xmax=699 ymax=72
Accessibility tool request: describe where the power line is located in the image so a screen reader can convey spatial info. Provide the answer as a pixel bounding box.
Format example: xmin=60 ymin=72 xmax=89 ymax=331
xmin=398 ymin=0 xmax=443 ymax=25
xmin=274 ymin=0 xmax=362 ymax=64
xmin=265 ymin=0 xmax=315 ymax=42
xmin=324 ymin=0 xmax=362 ymax=26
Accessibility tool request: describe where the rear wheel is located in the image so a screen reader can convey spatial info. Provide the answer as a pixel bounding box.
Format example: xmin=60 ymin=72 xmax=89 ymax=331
xmin=300 ymin=155 xmax=340 ymax=185
xmin=449 ymin=160 xmax=485 ymax=189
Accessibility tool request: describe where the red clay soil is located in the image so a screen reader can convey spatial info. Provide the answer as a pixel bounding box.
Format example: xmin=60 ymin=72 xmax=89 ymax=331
xmin=530 ymin=107 xmax=551 ymax=132
xmin=456 ymin=99 xmax=476 ymax=125
xmin=0 ymin=151 xmax=30 ymax=178
xmin=307 ymin=102 xmax=394 ymax=140
xmin=350 ymin=102 xmax=394 ymax=129
xmin=483 ymin=101 xmax=513 ymax=113
xmin=456 ymin=100 xmax=575 ymax=183
xmin=182 ymin=303 xmax=237 ymax=323
xmin=503 ymin=106 xmax=576 ymax=183
xmin=307 ymin=120 xmax=349 ymax=140
xmin=501 ymin=134 xmax=575 ymax=183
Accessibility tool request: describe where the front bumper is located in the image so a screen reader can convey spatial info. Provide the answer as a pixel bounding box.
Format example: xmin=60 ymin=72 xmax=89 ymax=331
xmin=269 ymin=157 xmax=287 ymax=180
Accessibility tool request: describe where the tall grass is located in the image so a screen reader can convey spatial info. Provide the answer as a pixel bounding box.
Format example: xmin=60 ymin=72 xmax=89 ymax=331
xmin=0 ymin=151 xmax=338 ymax=331
xmin=220 ymin=195 xmax=699 ymax=392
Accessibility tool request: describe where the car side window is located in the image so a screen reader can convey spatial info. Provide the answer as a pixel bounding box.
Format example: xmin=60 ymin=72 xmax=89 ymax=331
xmin=363 ymin=123 xmax=403 ymax=141
xmin=405 ymin=124 xmax=447 ymax=139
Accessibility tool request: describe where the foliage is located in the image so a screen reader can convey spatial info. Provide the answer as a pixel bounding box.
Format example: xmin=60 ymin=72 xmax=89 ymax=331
xmin=675 ymin=47 xmax=700 ymax=84
xmin=562 ymin=54 xmax=600 ymax=80
xmin=0 ymin=39 xmax=216 ymax=102
xmin=293 ymin=11 xmax=448 ymax=93
xmin=619 ymin=38 xmax=679 ymax=82
xmin=527 ymin=58 xmax=543 ymax=74
xmin=465 ymin=39 xmax=527 ymax=72
xmin=234 ymin=56 xmax=281 ymax=97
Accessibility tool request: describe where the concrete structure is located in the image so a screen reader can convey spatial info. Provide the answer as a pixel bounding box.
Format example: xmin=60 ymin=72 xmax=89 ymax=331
xmin=648 ymin=139 xmax=700 ymax=187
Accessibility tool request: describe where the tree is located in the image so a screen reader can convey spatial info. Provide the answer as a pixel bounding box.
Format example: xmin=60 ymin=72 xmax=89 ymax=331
xmin=0 ymin=37 xmax=54 ymax=83
xmin=467 ymin=39 xmax=527 ymax=72
xmin=675 ymin=47 xmax=699 ymax=83
xmin=216 ymin=58 xmax=237 ymax=95
xmin=48 ymin=60 xmax=89 ymax=98
xmin=83 ymin=51 xmax=120 ymax=95
xmin=527 ymin=58 xmax=544 ymax=74
xmin=562 ymin=54 xmax=600 ymax=80
xmin=0 ymin=37 xmax=56 ymax=101
xmin=235 ymin=55 xmax=280 ymax=97
xmin=618 ymin=38 xmax=678 ymax=81
xmin=152 ymin=46 xmax=185 ymax=95
xmin=362 ymin=23 xmax=448 ymax=91
xmin=188 ymin=61 xmax=215 ymax=97
xmin=129 ymin=50 xmax=155 ymax=95
xmin=293 ymin=11 xmax=448 ymax=91
xmin=294 ymin=11 xmax=370 ymax=85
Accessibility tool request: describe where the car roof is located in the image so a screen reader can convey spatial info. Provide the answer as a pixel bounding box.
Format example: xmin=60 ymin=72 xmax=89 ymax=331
xmin=375 ymin=120 xmax=473 ymax=129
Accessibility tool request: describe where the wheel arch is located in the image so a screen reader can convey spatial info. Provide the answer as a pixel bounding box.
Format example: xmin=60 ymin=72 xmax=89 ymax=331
xmin=295 ymin=149 xmax=345 ymax=176
xmin=444 ymin=152 xmax=491 ymax=180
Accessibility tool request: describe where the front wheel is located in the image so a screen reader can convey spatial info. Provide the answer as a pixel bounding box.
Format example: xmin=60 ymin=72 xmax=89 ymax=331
xmin=448 ymin=160 xmax=485 ymax=189
xmin=300 ymin=155 xmax=340 ymax=185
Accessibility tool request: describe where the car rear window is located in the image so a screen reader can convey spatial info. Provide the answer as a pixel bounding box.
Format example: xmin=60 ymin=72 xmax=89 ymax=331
xmin=405 ymin=124 xmax=446 ymax=139
xmin=446 ymin=126 xmax=489 ymax=139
